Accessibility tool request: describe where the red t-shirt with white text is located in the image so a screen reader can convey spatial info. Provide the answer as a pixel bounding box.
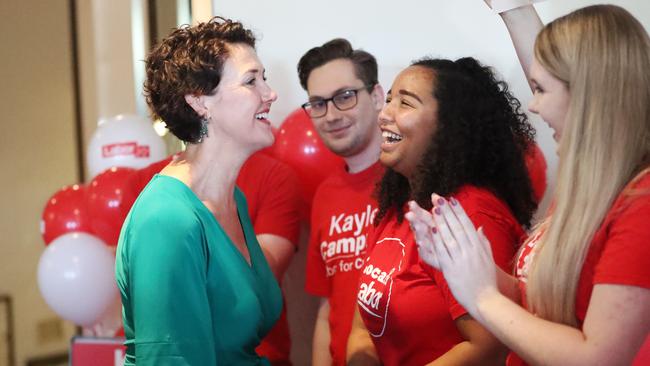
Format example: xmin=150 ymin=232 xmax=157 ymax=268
xmin=508 ymin=172 xmax=650 ymax=366
xmin=358 ymin=186 xmax=525 ymax=366
xmin=305 ymin=162 xmax=384 ymax=366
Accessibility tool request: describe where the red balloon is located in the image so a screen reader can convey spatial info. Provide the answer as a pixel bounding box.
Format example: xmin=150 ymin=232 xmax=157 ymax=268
xmin=41 ymin=184 xmax=93 ymax=245
xmin=86 ymin=167 xmax=138 ymax=246
xmin=526 ymin=143 xmax=547 ymax=204
xmin=271 ymin=109 xmax=345 ymax=210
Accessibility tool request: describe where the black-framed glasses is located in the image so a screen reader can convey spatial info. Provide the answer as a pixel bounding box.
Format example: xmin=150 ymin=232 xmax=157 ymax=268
xmin=301 ymin=85 xmax=371 ymax=118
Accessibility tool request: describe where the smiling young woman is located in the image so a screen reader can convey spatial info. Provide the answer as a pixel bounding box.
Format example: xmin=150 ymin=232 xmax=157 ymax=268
xmin=346 ymin=56 xmax=538 ymax=366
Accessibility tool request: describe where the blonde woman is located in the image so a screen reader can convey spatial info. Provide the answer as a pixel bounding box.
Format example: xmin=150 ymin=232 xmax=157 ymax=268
xmin=407 ymin=3 xmax=650 ymax=366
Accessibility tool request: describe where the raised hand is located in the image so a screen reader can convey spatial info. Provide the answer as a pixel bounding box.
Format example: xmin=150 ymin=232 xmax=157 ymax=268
xmin=428 ymin=194 xmax=499 ymax=317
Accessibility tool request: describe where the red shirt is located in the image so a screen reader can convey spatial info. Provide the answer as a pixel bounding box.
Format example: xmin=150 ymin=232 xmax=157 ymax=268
xmin=525 ymin=143 xmax=547 ymax=204
xmin=128 ymin=152 xmax=301 ymax=365
xmin=305 ymin=162 xmax=384 ymax=366
xmin=509 ymin=172 xmax=650 ymax=366
xmin=358 ymin=186 xmax=525 ymax=366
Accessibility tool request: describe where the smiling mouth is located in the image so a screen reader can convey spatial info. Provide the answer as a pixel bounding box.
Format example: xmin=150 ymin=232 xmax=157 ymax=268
xmin=255 ymin=112 xmax=269 ymax=120
xmin=327 ymin=125 xmax=351 ymax=133
xmin=382 ymin=131 xmax=403 ymax=144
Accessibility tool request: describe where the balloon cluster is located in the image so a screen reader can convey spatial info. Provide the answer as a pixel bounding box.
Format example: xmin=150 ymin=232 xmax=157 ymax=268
xmin=37 ymin=115 xmax=165 ymax=331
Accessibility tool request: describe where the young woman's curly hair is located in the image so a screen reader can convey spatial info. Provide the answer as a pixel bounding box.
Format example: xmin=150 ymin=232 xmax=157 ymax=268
xmin=375 ymin=57 xmax=537 ymax=228
xmin=143 ymin=17 xmax=255 ymax=143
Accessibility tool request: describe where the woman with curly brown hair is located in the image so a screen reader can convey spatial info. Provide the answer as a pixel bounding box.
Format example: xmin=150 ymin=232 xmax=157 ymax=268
xmin=115 ymin=17 xmax=281 ymax=365
xmin=346 ymin=56 xmax=538 ymax=365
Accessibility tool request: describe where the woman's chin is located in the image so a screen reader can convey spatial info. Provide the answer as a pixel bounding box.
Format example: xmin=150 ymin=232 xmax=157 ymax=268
xmin=379 ymin=153 xmax=399 ymax=171
xmin=248 ymin=133 xmax=275 ymax=154
xmin=261 ymin=132 xmax=275 ymax=148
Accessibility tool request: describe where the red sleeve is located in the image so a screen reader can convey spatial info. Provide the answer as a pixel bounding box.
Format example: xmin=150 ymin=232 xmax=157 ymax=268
xmin=594 ymin=194 xmax=650 ymax=288
xmin=437 ymin=211 xmax=519 ymax=320
xmin=242 ymin=159 xmax=302 ymax=247
xmin=129 ymin=156 xmax=173 ymax=193
xmin=305 ymin=191 xmax=330 ymax=297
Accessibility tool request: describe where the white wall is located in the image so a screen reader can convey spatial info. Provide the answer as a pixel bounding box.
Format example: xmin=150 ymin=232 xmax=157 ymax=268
xmin=211 ymin=2 xmax=650 ymax=363
xmin=213 ymin=0 xmax=650 ymax=214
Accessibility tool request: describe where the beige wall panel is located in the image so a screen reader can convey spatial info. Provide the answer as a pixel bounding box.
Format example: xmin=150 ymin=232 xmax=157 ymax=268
xmin=0 ymin=0 xmax=79 ymax=364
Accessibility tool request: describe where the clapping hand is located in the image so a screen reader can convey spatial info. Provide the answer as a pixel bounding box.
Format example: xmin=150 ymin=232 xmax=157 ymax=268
xmin=407 ymin=194 xmax=499 ymax=316
xmin=405 ymin=200 xmax=439 ymax=269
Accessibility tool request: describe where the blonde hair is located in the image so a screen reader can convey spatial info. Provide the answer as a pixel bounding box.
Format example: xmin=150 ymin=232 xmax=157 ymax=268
xmin=526 ymin=5 xmax=650 ymax=326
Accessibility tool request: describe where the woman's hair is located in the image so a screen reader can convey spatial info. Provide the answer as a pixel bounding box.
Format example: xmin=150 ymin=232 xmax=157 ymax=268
xmin=143 ymin=17 xmax=255 ymax=143
xmin=374 ymin=57 xmax=537 ymax=228
xmin=527 ymin=5 xmax=650 ymax=326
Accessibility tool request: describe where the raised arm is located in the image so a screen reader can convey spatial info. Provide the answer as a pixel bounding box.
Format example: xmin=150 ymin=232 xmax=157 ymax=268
xmin=484 ymin=1 xmax=544 ymax=91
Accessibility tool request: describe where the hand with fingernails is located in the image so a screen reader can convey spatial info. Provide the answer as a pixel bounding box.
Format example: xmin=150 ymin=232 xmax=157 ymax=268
xmin=405 ymin=201 xmax=439 ymax=269
xmin=406 ymin=194 xmax=499 ymax=318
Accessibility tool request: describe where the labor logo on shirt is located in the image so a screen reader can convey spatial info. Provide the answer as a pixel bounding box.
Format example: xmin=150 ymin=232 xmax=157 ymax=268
xmin=357 ymin=237 xmax=405 ymax=337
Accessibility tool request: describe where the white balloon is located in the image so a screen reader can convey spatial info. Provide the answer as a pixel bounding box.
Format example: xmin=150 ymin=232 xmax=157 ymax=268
xmin=82 ymin=294 xmax=124 ymax=337
xmin=37 ymin=232 xmax=118 ymax=326
xmin=87 ymin=114 xmax=166 ymax=179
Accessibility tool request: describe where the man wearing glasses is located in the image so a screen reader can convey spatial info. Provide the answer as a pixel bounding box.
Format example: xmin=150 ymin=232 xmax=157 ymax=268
xmin=297 ymin=38 xmax=384 ymax=366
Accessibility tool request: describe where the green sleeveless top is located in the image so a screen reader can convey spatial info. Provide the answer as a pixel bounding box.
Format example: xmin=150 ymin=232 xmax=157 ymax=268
xmin=115 ymin=175 xmax=282 ymax=365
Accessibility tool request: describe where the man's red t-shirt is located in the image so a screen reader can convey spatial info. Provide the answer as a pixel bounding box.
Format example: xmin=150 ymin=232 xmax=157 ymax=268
xmin=305 ymin=162 xmax=384 ymax=366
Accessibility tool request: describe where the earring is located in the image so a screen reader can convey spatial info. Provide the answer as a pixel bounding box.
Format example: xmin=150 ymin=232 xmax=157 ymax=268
xmin=196 ymin=116 xmax=209 ymax=143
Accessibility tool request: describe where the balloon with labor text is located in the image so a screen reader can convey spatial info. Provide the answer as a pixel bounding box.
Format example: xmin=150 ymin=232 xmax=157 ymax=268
xmin=87 ymin=114 xmax=166 ymax=179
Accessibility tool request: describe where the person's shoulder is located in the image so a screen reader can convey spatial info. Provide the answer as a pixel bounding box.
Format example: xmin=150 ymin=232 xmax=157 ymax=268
xmin=240 ymin=152 xmax=299 ymax=184
xmin=129 ymin=156 xmax=173 ymax=192
xmin=454 ymin=185 xmax=501 ymax=209
xmin=345 ymin=161 xmax=384 ymax=185
xmin=242 ymin=152 xmax=276 ymax=173
xmin=610 ymin=168 xmax=650 ymax=217
xmin=242 ymin=152 xmax=294 ymax=174
xmin=321 ymin=161 xmax=383 ymax=189
xmin=628 ymin=168 xmax=650 ymax=190
xmin=369 ymin=209 xmax=403 ymax=242
xmin=311 ymin=170 xmax=346 ymax=198
xmin=128 ymin=176 xmax=200 ymax=229
xmin=454 ymin=185 xmax=513 ymax=220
